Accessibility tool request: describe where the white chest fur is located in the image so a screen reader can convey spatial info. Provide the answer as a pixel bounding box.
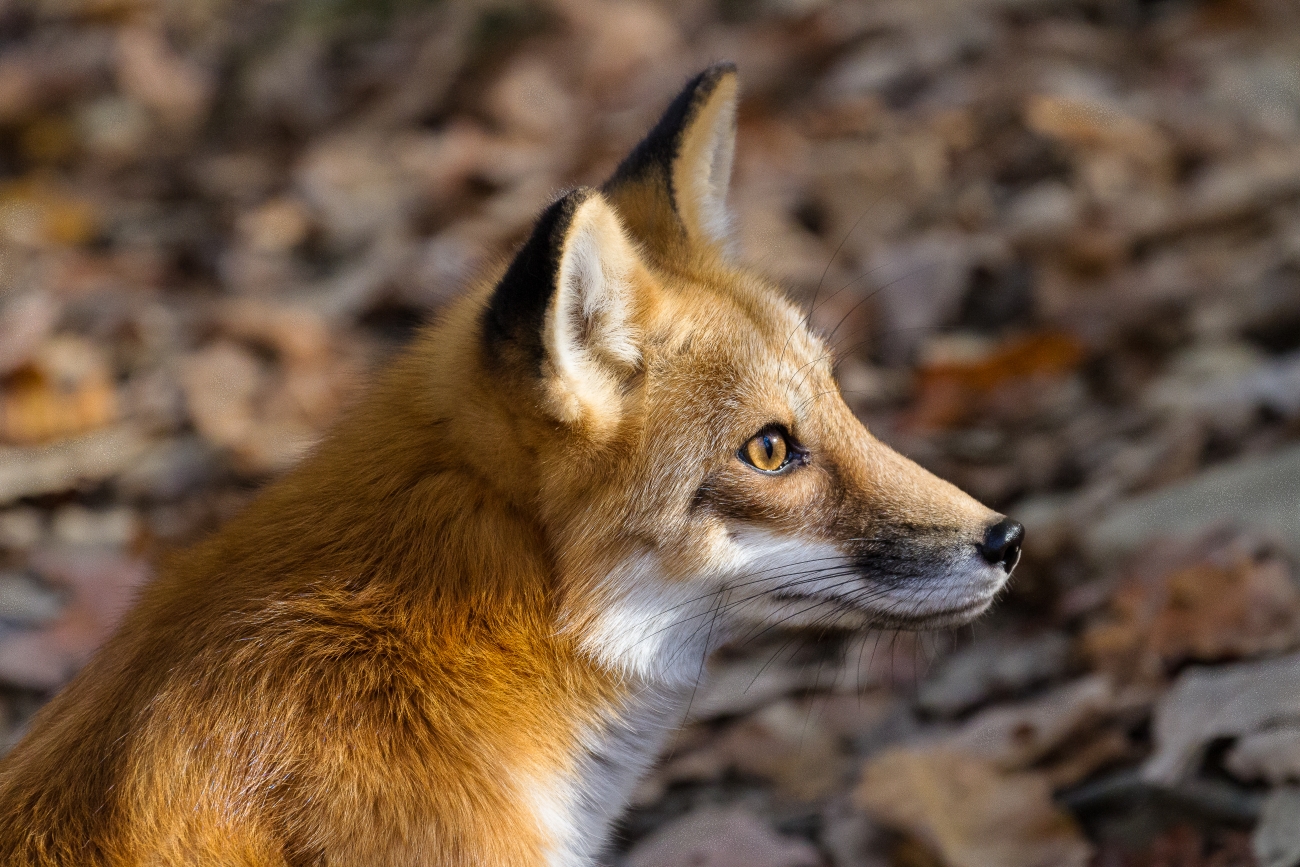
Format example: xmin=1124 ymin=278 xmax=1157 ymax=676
xmin=537 ymin=684 xmax=692 ymax=867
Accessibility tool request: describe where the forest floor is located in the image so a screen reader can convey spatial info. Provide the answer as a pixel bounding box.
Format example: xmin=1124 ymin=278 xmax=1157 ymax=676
xmin=3 ymin=0 xmax=1300 ymax=863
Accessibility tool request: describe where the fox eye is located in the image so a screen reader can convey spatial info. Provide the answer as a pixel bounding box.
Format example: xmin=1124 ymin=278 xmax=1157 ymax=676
xmin=740 ymin=428 xmax=791 ymax=473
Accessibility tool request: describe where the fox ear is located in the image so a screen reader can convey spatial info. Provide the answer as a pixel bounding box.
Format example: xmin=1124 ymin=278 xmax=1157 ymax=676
xmin=484 ymin=188 xmax=643 ymax=433
xmin=603 ymin=63 xmax=739 ymax=253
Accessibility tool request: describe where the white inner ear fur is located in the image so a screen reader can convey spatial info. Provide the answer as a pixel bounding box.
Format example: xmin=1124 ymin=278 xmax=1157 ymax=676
xmin=543 ymin=196 xmax=642 ymax=432
xmin=673 ymin=73 xmax=738 ymax=249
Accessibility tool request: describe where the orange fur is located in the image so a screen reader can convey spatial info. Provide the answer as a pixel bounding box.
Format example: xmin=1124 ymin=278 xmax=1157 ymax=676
xmin=0 ymin=65 xmax=1016 ymax=866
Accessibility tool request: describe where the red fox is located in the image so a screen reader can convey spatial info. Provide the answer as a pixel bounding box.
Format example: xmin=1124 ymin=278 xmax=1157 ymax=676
xmin=0 ymin=64 xmax=1021 ymax=866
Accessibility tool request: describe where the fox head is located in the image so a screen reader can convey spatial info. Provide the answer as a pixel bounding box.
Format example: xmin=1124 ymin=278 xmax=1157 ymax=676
xmin=444 ymin=64 xmax=1021 ymax=683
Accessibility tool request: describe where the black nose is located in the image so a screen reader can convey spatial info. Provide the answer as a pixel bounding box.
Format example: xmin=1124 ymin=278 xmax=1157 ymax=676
xmin=979 ymin=518 xmax=1024 ymax=572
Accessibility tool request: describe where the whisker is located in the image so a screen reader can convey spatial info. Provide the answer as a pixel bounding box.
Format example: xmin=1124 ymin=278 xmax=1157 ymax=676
xmin=627 ymin=568 xmax=863 ymax=647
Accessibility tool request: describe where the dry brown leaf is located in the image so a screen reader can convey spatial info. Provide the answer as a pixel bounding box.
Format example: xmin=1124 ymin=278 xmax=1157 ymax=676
xmin=909 ymin=331 xmax=1085 ymax=429
xmin=0 ymin=548 xmax=150 ymax=690
xmin=1143 ymin=650 xmax=1300 ymax=785
xmin=1084 ymin=533 xmax=1300 ymax=679
xmin=944 ymin=675 xmax=1118 ymax=770
xmin=624 ymin=806 xmax=820 ymax=867
xmin=0 ymin=176 xmax=98 ymax=248
xmin=0 ymin=336 xmax=117 ymax=445
xmin=857 ymin=747 xmax=1092 ymax=867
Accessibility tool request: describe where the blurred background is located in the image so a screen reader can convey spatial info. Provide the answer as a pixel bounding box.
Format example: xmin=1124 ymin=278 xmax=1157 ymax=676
xmin=2 ymin=0 xmax=1300 ymax=863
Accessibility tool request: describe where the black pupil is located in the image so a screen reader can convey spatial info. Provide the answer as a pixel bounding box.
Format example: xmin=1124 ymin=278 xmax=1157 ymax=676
xmin=763 ymin=435 xmax=776 ymax=460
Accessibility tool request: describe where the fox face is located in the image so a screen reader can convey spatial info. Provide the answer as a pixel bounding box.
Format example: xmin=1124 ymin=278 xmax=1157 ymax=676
xmin=472 ymin=65 xmax=1021 ymax=684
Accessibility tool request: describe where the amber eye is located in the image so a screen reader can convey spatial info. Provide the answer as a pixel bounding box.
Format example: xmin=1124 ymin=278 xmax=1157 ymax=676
xmin=741 ymin=429 xmax=790 ymax=473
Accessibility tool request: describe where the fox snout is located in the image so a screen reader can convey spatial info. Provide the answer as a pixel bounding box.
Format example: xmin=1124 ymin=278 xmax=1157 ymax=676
xmin=836 ymin=514 xmax=1022 ymax=629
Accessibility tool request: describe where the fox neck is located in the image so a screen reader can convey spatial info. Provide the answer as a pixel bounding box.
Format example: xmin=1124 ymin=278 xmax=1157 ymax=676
xmin=324 ymin=332 xmax=710 ymax=864
xmin=404 ymin=296 xmax=729 ymax=689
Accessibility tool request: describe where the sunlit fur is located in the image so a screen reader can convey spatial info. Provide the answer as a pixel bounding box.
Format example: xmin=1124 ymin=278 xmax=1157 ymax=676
xmin=0 ymin=65 xmax=1011 ymax=866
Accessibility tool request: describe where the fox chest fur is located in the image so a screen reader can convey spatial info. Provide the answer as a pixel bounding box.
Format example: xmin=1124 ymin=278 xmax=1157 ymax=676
xmin=0 ymin=65 xmax=1020 ymax=866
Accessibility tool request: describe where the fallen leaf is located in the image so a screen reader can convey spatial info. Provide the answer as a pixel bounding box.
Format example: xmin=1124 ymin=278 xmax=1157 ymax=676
xmin=944 ymin=675 xmax=1118 ymax=770
xmin=1225 ymin=725 xmax=1300 ymax=785
xmin=652 ymin=699 xmax=844 ymax=802
xmin=1143 ymin=650 xmax=1300 ymax=785
xmin=1084 ymin=533 xmax=1300 ymax=679
xmin=857 ymin=747 xmax=1093 ymax=867
xmin=624 ymin=806 xmax=820 ymax=867
xmin=116 ymin=28 xmax=213 ymax=128
xmin=0 ymin=336 xmax=117 ymax=445
xmin=917 ymin=632 xmax=1071 ymax=718
xmin=1254 ymin=788 xmax=1300 ymax=867
xmin=0 ymin=426 xmax=150 ymax=504
xmin=0 ymin=547 xmax=149 ymax=690
xmin=0 ymin=176 xmax=98 ymax=248
xmin=1024 ymin=94 xmax=1173 ymax=178
xmin=910 ymin=331 xmax=1085 ymax=429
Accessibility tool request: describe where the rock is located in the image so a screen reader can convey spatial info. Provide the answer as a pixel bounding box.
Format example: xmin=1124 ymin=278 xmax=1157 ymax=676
xmin=1226 ymin=726 xmax=1300 ymax=785
xmin=1143 ymin=650 xmax=1300 ymax=785
xmin=1254 ymin=787 xmax=1300 ymax=867
xmin=624 ymin=806 xmax=821 ymax=867
xmin=0 ymin=426 xmax=150 ymax=504
xmin=1083 ymin=532 xmax=1300 ymax=678
xmin=917 ymin=632 xmax=1072 ymax=717
xmin=1087 ymin=442 xmax=1300 ymax=557
xmin=857 ymin=747 xmax=1093 ymax=867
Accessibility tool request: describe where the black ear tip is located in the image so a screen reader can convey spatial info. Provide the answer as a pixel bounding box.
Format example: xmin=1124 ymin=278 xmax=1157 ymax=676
xmin=606 ymin=64 xmax=739 ymax=193
xmin=699 ymin=61 xmax=737 ymax=82
xmin=483 ymin=186 xmax=596 ymax=357
xmin=687 ymin=62 xmax=738 ymax=102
